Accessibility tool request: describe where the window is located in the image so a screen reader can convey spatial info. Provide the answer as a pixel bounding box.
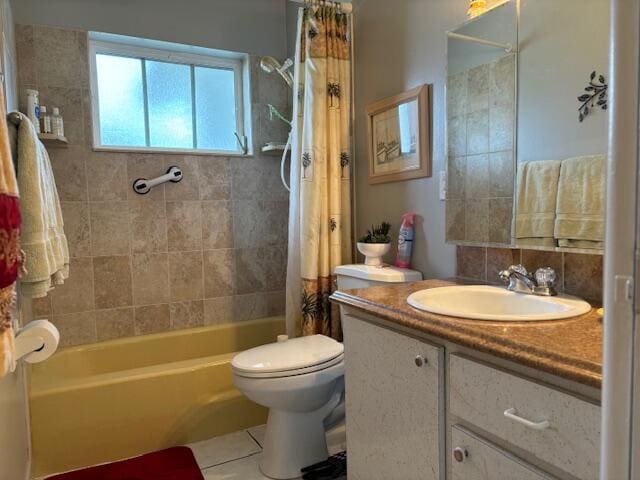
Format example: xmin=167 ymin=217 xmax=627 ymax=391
xmin=89 ymin=35 xmax=246 ymax=154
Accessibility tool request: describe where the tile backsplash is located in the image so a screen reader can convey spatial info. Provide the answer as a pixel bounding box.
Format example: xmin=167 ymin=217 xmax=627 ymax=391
xmin=16 ymin=24 xmax=291 ymax=346
xmin=456 ymin=246 xmax=603 ymax=303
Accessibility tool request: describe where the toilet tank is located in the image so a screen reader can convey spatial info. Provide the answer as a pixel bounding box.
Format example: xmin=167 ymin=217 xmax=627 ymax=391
xmin=335 ymin=264 xmax=423 ymax=291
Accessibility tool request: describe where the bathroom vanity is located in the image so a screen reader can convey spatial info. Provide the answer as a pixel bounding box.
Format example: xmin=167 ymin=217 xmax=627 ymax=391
xmin=331 ymin=279 xmax=601 ymax=480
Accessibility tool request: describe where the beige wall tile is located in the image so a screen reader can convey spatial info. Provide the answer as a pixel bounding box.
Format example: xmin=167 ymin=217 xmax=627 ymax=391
xmin=132 ymin=253 xmax=169 ymax=305
xmin=466 ymin=109 xmax=489 ymax=155
xmin=465 ymin=154 xmax=489 ymax=199
xmin=202 ymin=201 xmax=233 ymax=249
xmin=60 ymin=201 xmax=90 ymax=257
xmin=31 ymin=295 xmax=52 ymax=318
xmin=51 ymin=311 xmax=96 ymax=347
xmin=204 ymin=249 xmax=235 ymax=298
xmin=489 ymin=54 xmax=516 ymax=108
xmin=134 ymin=304 xmax=170 ymax=335
xmin=198 ymin=157 xmax=231 ymax=200
xmin=233 ymin=293 xmax=268 ymax=322
xmin=130 ymin=200 xmax=167 ymax=253
xmin=166 ymin=201 xmax=203 ymax=251
xmin=564 ymin=253 xmax=603 ymax=302
xmin=203 ymin=297 xmax=234 ymax=325
xmin=235 ymin=247 xmax=265 ymax=295
xmin=456 ymin=246 xmax=486 ymax=281
xmin=95 ymin=307 xmax=134 ymax=341
xmin=50 ymin=257 xmax=94 ymax=314
xmin=467 ymin=64 xmax=489 ymax=113
xmin=486 ymin=248 xmax=520 ymax=284
xmin=489 ymin=104 xmax=514 ymax=152
xmin=489 ymin=151 xmax=514 ymax=197
xmin=447 ymin=114 xmax=467 ymax=157
xmin=88 ymin=152 xmax=129 ymax=201
xmin=263 ymin=246 xmax=287 ymax=291
xmin=263 ymin=201 xmax=289 ymax=246
xmin=446 ymin=199 xmax=465 ymax=242
xmin=465 ymin=199 xmax=489 ymax=243
xmin=16 ymin=24 xmax=35 ymax=86
xmin=48 ymin=146 xmax=87 ymax=201
xmin=93 ymin=255 xmax=133 ymax=309
xmin=89 ymin=201 xmax=131 ymax=256
xmin=265 ymin=290 xmax=286 ymax=317
xmin=446 ymin=71 xmax=467 ymax=120
xmin=164 ymin=156 xmax=200 ymax=201
xmin=169 ymin=251 xmax=204 ymax=301
xmin=232 ymin=200 xmax=263 ymax=249
xmin=488 ymin=197 xmax=513 ymax=244
xmin=447 ymin=156 xmax=466 ymax=200
xmin=81 ymin=88 xmax=93 ymax=147
xmin=170 ymin=300 xmax=204 ymax=330
xmin=33 ymin=26 xmax=86 ymax=88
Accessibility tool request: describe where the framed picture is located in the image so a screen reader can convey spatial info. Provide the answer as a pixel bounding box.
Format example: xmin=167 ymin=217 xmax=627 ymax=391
xmin=366 ymin=84 xmax=432 ymax=184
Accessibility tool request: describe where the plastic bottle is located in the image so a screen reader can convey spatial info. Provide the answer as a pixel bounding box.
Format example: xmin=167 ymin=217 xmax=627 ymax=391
xmin=395 ymin=212 xmax=415 ymax=268
xmin=51 ymin=107 xmax=64 ymax=137
xmin=26 ymin=89 xmax=41 ymax=133
xmin=40 ymin=106 xmax=52 ymax=134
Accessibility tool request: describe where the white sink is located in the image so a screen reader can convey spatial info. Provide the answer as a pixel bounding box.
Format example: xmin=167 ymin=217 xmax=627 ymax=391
xmin=406 ymin=285 xmax=592 ymax=321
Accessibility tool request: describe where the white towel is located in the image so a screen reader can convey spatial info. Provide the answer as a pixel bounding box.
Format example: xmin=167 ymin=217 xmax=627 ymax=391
xmin=16 ymin=113 xmax=69 ymax=298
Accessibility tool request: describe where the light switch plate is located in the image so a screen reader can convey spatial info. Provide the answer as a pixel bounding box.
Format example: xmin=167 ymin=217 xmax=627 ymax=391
xmin=439 ymin=171 xmax=447 ymax=201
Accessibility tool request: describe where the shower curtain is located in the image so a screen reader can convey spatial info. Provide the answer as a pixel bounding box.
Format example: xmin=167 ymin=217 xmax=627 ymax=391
xmin=286 ymin=3 xmax=353 ymax=340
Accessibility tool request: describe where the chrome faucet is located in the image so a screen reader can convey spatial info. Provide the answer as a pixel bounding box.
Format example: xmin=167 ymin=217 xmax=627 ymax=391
xmin=498 ymin=264 xmax=558 ymax=296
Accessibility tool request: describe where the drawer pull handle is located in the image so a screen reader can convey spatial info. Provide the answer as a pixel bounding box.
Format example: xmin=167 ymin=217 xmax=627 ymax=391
xmin=504 ymin=408 xmax=550 ymax=430
xmin=415 ymin=355 xmax=427 ymax=367
xmin=452 ymin=446 xmax=468 ymax=463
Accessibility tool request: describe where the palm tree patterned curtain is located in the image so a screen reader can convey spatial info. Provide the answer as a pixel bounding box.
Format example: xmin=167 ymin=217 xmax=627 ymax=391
xmin=286 ymin=4 xmax=352 ymax=340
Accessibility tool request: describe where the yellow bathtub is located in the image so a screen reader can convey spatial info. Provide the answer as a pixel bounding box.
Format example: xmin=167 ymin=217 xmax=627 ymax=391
xmin=29 ymin=316 xmax=286 ymax=478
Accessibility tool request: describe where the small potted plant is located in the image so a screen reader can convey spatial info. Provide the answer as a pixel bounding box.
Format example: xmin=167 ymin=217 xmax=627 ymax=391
xmin=357 ymin=222 xmax=392 ymax=267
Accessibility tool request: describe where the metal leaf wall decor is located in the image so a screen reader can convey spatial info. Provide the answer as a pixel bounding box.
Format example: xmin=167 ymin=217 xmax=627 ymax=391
xmin=577 ymin=71 xmax=608 ymax=122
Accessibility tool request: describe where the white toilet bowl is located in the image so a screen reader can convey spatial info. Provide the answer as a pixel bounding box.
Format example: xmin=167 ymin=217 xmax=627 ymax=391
xmin=232 ymin=335 xmax=345 ymax=480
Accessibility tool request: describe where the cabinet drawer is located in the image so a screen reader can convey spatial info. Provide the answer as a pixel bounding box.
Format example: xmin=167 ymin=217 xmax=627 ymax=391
xmin=449 ymin=355 xmax=600 ymax=480
xmin=451 ymin=425 xmax=554 ymax=480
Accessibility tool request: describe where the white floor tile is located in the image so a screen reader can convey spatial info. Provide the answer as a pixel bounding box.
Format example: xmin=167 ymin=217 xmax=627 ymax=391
xmin=201 ymin=453 xmax=271 ymax=479
xmin=246 ymin=424 xmax=266 ymax=448
xmin=188 ymin=431 xmax=261 ymax=469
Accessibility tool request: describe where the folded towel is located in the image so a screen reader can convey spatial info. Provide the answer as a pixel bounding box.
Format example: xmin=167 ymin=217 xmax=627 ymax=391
xmin=16 ymin=113 xmax=69 ymax=298
xmin=0 ymin=87 xmax=21 ymax=376
xmin=554 ymin=154 xmax=606 ymax=250
xmin=514 ymin=160 xmax=562 ymax=247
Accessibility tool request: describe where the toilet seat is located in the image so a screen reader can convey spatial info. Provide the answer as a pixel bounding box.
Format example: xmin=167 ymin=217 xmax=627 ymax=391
xmin=231 ymin=334 xmax=344 ymax=379
xmin=234 ymin=353 xmax=344 ymax=379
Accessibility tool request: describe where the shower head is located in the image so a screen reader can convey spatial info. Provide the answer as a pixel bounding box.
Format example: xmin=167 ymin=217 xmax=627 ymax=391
xmin=260 ymin=56 xmax=294 ymax=88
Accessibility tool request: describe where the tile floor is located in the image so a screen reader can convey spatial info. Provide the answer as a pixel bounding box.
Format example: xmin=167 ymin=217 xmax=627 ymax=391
xmin=189 ymin=424 xmax=347 ymax=479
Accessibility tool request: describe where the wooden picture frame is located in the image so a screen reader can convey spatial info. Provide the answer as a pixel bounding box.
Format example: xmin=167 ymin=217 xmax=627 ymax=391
xmin=366 ymin=84 xmax=432 ymax=184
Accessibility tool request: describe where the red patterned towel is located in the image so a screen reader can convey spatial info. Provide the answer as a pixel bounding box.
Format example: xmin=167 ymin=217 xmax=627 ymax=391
xmin=0 ymin=84 xmax=20 ymax=376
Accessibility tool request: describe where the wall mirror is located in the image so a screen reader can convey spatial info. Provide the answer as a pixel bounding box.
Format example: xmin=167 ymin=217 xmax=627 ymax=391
xmin=445 ymin=0 xmax=609 ymax=254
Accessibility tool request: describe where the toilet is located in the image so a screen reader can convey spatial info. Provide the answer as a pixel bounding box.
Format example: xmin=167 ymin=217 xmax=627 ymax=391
xmin=232 ymin=264 xmax=422 ymax=479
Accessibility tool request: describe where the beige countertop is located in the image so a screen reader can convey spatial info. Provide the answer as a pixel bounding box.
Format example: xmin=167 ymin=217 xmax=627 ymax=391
xmin=330 ymin=279 xmax=602 ymax=388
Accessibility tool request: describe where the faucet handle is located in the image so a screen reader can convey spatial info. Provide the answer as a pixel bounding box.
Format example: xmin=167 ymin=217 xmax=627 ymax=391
xmin=510 ymin=264 xmax=529 ymax=276
xmin=534 ymin=267 xmax=557 ymax=287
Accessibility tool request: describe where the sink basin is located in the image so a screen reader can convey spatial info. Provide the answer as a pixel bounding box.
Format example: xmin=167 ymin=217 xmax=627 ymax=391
xmin=406 ymin=285 xmax=592 ymax=321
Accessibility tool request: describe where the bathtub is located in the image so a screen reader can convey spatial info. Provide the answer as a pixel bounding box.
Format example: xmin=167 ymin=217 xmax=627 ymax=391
xmin=28 ymin=316 xmax=286 ymax=478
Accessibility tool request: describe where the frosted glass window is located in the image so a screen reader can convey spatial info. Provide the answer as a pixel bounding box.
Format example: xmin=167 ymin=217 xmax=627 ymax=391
xmin=195 ymin=66 xmax=237 ymax=151
xmin=96 ymin=54 xmax=146 ymax=146
xmin=91 ymin=44 xmax=244 ymax=153
xmin=146 ymin=61 xmax=194 ymax=148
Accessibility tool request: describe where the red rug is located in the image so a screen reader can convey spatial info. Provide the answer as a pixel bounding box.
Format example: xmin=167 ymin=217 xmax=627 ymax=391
xmin=46 ymin=446 xmax=204 ymax=480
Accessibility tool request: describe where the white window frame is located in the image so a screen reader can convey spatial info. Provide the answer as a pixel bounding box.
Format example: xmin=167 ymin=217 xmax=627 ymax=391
xmin=89 ymin=38 xmax=247 ymax=155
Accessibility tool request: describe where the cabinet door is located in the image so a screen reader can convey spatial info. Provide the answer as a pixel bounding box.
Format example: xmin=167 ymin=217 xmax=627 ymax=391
xmin=450 ymin=426 xmax=555 ymax=480
xmin=343 ymin=315 xmax=443 ymax=480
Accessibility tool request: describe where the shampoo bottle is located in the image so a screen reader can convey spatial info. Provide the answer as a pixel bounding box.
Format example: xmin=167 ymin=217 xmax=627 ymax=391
xmin=395 ymin=212 xmax=415 ymax=268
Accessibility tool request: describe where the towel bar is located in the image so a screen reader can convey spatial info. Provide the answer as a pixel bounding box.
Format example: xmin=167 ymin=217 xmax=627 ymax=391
xmin=133 ymin=166 xmax=183 ymax=194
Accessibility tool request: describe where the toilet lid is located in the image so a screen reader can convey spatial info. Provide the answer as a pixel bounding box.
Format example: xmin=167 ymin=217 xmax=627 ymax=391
xmin=231 ymin=335 xmax=344 ymax=375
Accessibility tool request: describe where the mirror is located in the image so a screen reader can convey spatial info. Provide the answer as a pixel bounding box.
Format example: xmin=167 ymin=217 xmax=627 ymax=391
xmin=445 ymin=0 xmax=609 ymax=253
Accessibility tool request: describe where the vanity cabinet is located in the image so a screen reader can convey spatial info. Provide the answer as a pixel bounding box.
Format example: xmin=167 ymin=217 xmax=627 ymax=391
xmin=342 ymin=314 xmax=444 ymax=480
xmin=449 ymin=355 xmax=600 ymax=480
xmin=340 ymin=312 xmax=601 ymax=480
xmin=450 ymin=426 xmax=554 ymax=480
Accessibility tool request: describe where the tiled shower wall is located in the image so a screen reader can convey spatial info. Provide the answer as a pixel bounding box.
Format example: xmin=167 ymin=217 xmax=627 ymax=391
xmin=446 ymin=54 xmax=516 ymax=245
xmin=457 ymin=246 xmax=603 ymax=303
xmin=16 ymin=24 xmax=291 ymax=346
